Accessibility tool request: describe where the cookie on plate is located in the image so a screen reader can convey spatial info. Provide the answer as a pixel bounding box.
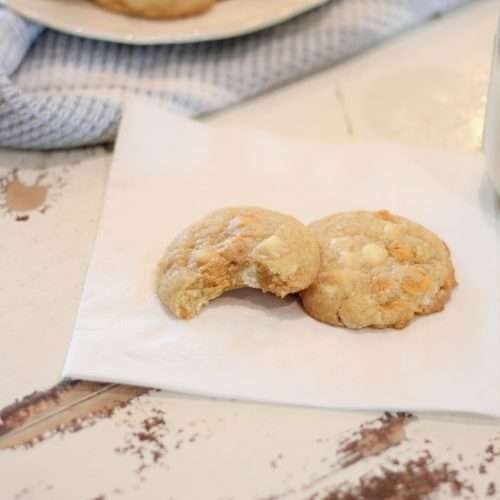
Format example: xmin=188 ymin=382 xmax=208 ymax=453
xmin=91 ymin=0 xmax=216 ymax=19
xmin=157 ymin=206 xmax=320 ymax=319
xmin=300 ymin=210 xmax=457 ymax=330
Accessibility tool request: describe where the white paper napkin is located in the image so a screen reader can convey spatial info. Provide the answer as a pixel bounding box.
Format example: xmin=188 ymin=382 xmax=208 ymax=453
xmin=64 ymin=97 xmax=500 ymax=416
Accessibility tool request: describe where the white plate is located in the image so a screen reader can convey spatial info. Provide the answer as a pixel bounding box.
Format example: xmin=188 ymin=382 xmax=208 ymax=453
xmin=5 ymin=0 xmax=328 ymax=44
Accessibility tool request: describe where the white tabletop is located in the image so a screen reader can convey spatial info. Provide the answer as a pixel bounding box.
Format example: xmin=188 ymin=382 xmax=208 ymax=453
xmin=1 ymin=1 xmax=499 ymax=498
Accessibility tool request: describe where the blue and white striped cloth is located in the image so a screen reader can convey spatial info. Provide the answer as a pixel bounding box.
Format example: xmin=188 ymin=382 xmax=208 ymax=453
xmin=0 ymin=0 xmax=470 ymax=150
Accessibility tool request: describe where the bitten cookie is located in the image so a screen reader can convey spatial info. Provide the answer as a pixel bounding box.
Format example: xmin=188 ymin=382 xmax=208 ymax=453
xmin=91 ymin=0 xmax=216 ymax=19
xmin=157 ymin=207 xmax=320 ymax=319
xmin=300 ymin=210 xmax=457 ymax=330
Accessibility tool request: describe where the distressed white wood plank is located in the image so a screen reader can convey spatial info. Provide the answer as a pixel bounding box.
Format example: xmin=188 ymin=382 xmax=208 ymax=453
xmin=0 ymin=149 xmax=110 ymax=407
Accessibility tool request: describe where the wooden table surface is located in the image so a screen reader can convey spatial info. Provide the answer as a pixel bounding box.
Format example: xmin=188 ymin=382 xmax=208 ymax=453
xmin=1 ymin=1 xmax=499 ymax=498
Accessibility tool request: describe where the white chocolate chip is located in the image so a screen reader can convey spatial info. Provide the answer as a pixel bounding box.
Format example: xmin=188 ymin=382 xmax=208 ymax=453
xmin=265 ymin=259 xmax=298 ymax=278
xmin=361 ymin=243 xmax=388 ymax=266
xmin=383 ymin=223 xmax=402 ymax=238
xmin=254 ymin=234 xmax=287 ymax=258
xmin=421 ymin=295 xmax=431 ymax=306
xmin=240 ymin=264 xmax=259 ymax=288
xmin=193 ymin=248 xmax=215 ymax=265
xmin=252 ymin=235 xmax=297 ymax=278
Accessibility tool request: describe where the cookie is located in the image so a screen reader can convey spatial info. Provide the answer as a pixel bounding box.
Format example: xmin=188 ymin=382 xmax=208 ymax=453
xmin=300 ymin=210 xmax=457 ymax=330
xmin=157 ymin=207 xmax=320 ymax=319
xmin=91 ymin=0 xmax=216 ymax=19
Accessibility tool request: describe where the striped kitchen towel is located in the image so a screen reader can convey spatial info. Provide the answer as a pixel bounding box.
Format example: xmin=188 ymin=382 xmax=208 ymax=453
xmin=0 ymin=0 xmax=470 ymax=150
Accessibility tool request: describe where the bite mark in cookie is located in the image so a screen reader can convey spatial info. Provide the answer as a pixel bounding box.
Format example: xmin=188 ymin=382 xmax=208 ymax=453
xmin=157 ymin=206 xmax=320 ymax=319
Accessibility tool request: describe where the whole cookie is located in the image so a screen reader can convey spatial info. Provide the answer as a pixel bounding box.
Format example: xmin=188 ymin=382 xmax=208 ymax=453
xmin=91 ymin=0 xmax=215 ymax=19
xmin=157 ymin=207 xmax=320 ymax=319
xmin=301 ymin=210 xmax=457 ymax=330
